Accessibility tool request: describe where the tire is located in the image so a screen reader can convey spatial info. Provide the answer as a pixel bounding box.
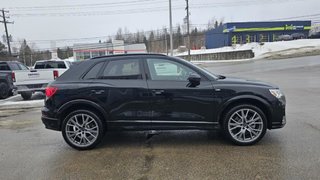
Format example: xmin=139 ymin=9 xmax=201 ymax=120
xmin=0 ymin=82 xmax=9 ymax=99
xmin=222 ymin=104 xmax=267 ymax=146
xmin=62 ymin=109 xmax=105 ymax=150
xmin=21 ymin=92 xmax=32 ymax=100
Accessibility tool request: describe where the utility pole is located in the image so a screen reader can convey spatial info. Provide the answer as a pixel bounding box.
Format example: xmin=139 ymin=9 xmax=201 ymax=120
xmin=0 ymin=9 xmax=14 ymax=56
xmin=185 ymin=0 xmax=191 ymax=60
xmin=169 ymin=0 xmax=173 ymax=56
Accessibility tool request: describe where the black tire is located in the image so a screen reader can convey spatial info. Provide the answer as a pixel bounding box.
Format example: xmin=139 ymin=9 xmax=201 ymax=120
xmin=62 ymin=109 xmax=105 ymax=150
xmin=21 ymin=92 xmax=32 ymax=100
xmin=222 ymin=104 xmax=267 ymax=146
xmin=0 ymin=82 xmax=10 ymax=99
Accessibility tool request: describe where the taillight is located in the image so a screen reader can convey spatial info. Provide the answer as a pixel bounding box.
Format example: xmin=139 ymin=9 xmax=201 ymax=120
xmin=45 ymin=86 xmax=58 ymax=98
xmin=53 ymin=70 xmax=59 ymax=80
xmin=12 ymin=72 xmax=16 ymax=82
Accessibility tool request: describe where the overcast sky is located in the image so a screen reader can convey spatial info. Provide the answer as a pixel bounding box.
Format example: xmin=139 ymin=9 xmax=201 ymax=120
xmin=0 ymin=0 xmax=319 ymax=50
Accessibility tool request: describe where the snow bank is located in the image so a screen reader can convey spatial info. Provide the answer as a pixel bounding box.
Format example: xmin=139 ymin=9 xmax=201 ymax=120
xmin=0 ymin=100 xmax=44 ymax=109
xmin=176 ymin=39 xmax=320 ymax=60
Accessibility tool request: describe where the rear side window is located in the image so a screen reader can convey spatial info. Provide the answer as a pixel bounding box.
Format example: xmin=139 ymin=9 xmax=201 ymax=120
xmin=0 ymin=63 xmax=10 ymax=70
xmin=101 ymin=59 xmax=142 ymax=80
xmin=8 ymin=63 xmax=21 ymax=70
xmin=34 ymin=61 xmax=66 ymax=69
xmin=83 ymin=62 xmax=104 ymax=80
xmin=34 ymin=62 xmax=45 ymax=69
xmin=18 ymin=63 xmax=28 ymax=70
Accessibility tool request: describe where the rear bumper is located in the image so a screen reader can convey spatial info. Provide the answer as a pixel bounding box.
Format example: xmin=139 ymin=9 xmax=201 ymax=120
xmin=16 ymin=83 xmax=47 ymax=93
xmin=41 ymin=107 xmax=60 ymax=131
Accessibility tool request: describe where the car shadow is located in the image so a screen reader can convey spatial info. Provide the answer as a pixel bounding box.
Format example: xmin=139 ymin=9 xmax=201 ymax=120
xmin=98 ymin=130 xmax=230 ymax=149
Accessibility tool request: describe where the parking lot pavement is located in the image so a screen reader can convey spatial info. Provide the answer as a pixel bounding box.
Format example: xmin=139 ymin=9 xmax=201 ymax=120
xmin=1 ymin=56 xmax=320 ymax=179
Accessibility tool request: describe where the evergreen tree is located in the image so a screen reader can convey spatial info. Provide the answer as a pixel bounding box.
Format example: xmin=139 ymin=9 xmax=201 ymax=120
xmin=148 ymin=31 xmax=155 ymax=52
xmin=19 ymin=39 xmax=32 ymax=66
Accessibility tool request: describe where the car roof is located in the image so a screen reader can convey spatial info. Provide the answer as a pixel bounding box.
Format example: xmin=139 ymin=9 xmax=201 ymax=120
xmin=35 ymin=60 xmax=68 ymax=63
xmin=91 ymin=53 xmax=167 ymax=60
xmin=0 ymin=61 xmax=21 ymax=64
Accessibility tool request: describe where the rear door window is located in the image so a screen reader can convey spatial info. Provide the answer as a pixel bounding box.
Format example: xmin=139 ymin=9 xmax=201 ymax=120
xmin=101 ymin=59 xmax=142 ymax=80
xmin=8 ymin=63 xmax=21 ymax=70
xmin=83 ymin=62 xmax=104 ymax=80
xmin=18 ymin=63 xmax=29 ymax=70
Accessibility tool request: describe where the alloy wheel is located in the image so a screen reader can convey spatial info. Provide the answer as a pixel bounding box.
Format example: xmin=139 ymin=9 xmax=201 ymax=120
xmin=227 ymin=108 xmax=264 ymax=143
xmin=65 ymin=113 xmax=99 ymax=147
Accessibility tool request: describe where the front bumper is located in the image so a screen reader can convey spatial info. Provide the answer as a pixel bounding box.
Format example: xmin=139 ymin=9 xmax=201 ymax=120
xmin=269 ymin=96 xmax=286 ymax=129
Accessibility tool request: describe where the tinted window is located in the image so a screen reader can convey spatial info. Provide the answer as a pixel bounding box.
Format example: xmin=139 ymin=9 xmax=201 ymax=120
xmin=102 ymin=59 xmax=142 ymax=79
xmin=83 ymin=62 xmax=104 ymax=80
xmin=18 ymin=63 xmax=28 ymax=70
xmin=0 ymin=63 xmax=10 ymax=70
xmin=9 ymin=63 xmax=21 ymax=70
xmin=34 ymin=61 xmax=66 ymax=69
xmin=34 ymin=62 xmax=45 ymax=69
xmin=147 ymin=58 xmax=196 ymax=81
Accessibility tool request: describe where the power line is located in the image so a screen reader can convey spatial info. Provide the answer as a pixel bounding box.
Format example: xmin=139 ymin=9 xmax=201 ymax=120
xmin=10 ymin=25 xmax=193 ymax=44
xmin=9 ymin=0 xmax=306 ymax=17
xmin=270 ymin=13 xmax=320 ymax=21
xmin=6 ymin=0 xmax=174 ymax=10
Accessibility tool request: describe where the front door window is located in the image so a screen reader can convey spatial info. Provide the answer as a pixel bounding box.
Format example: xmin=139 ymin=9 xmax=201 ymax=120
xmin=146 ymin=58 xmax=197 ymax=81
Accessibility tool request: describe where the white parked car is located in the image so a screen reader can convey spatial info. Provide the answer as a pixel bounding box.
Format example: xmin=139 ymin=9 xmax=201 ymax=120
xmin=13 ymin=60 xmax=72 ymax=100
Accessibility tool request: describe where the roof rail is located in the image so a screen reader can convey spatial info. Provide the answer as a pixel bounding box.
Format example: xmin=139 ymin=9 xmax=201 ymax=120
xmin=91 ymin=53 xmax=167 ymax=60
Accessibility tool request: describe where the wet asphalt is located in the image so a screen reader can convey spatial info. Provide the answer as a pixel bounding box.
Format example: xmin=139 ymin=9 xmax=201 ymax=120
xmin=1 ymin=55 xmax=320 ymax=179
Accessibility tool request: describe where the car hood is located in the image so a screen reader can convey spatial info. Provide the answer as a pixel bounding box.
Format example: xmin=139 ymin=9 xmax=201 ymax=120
xmin=216 ymin=76 xmax=278 ymax=88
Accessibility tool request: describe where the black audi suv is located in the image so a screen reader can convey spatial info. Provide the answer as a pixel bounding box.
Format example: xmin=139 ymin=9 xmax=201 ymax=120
xmin=41 ymin=54 xmax=286 ymax=150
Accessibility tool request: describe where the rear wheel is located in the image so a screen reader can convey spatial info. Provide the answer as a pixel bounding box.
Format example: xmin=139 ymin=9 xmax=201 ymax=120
xmin=0 ymin=82 xmax=9 ymax=99
xmin=21 ymin=92 xmax=32 ymax=100
xmin=223 ymin=104 xmax=267 ymax=146
xmin=62 ymin=110 xmax=105 ymax=150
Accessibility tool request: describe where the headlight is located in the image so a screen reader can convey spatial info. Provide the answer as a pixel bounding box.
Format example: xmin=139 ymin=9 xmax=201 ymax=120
xmin=269 ymin=89 xmax=283 ymax=98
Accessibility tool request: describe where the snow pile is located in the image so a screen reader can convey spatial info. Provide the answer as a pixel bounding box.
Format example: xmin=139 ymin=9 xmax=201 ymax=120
xmin=249 ymin=39 xmax=320 ymax=59
xmin=175 ymin=39 xmax=320 ymax=60
xmin=0 ymin=100 xmax=44 ymax=109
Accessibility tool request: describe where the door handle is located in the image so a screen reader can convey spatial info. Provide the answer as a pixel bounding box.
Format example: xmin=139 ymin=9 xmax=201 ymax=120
xmin=91 ymin=90 xmax=105 ymax=95
xmin=152 ymin=89 xmax=165 ymax=95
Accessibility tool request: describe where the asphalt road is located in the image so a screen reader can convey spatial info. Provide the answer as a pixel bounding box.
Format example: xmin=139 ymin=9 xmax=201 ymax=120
xmin=1 ymin=55 xmax=320 ymax=179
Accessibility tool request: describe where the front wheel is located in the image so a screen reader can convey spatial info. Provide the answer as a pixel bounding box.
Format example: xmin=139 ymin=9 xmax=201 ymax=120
xmin=223 ymin=104 xmax=267 ymax=146
xmin=62 ymin=110 xmax=105 ymax=150
xmin=0 ymin=82 xmax=9 ymax=99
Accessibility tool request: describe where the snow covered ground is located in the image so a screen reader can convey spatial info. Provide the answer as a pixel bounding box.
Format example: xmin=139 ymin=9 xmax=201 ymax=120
xmin=176 ymin=39 xmax=320 ymax=61
xmin=0 ymin=99 xmax=44 ymax=109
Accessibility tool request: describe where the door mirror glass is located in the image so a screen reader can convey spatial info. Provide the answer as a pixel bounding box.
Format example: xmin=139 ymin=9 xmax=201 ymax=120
xmin=187 ymin=73 xmax=201 ymax=87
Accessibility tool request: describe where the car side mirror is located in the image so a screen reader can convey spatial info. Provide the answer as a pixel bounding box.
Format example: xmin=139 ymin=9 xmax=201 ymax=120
xmin=187 ymin=73 xmax=201 ymax=87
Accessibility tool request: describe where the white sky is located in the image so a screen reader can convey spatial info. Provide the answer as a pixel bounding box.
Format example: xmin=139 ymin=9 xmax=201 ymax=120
xmin=0 ymin=0 xmax=319 ymax=50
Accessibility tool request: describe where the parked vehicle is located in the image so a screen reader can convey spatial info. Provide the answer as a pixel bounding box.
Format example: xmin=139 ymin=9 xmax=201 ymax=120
xmin=291 ymin=33 xmax=305 ymax=40
xmin=14 ymin=60 xmax=71 ymax=100
xmin=0 ymin=61 xmax=29 ymax=99
xmin=41 ymin=54 xmax=286 ymax=150
xmin=277 ymin=34 xmax=293 ymax=41
xmin=309 ymin=31 xmax=320 ymax=39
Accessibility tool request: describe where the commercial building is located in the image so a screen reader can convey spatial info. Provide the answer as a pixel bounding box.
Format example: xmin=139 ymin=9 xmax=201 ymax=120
xmin=73 ymin=40 xmax=147 ymax=61
xmin=206 ymin=21 xmax=312 ymax=49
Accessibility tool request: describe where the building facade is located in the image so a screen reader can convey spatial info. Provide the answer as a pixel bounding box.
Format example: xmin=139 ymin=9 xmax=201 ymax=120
xmin=73 ymin=40 xmax=147 ymax=61
xmin=206 ymin=21 xmax=312 ymax=49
